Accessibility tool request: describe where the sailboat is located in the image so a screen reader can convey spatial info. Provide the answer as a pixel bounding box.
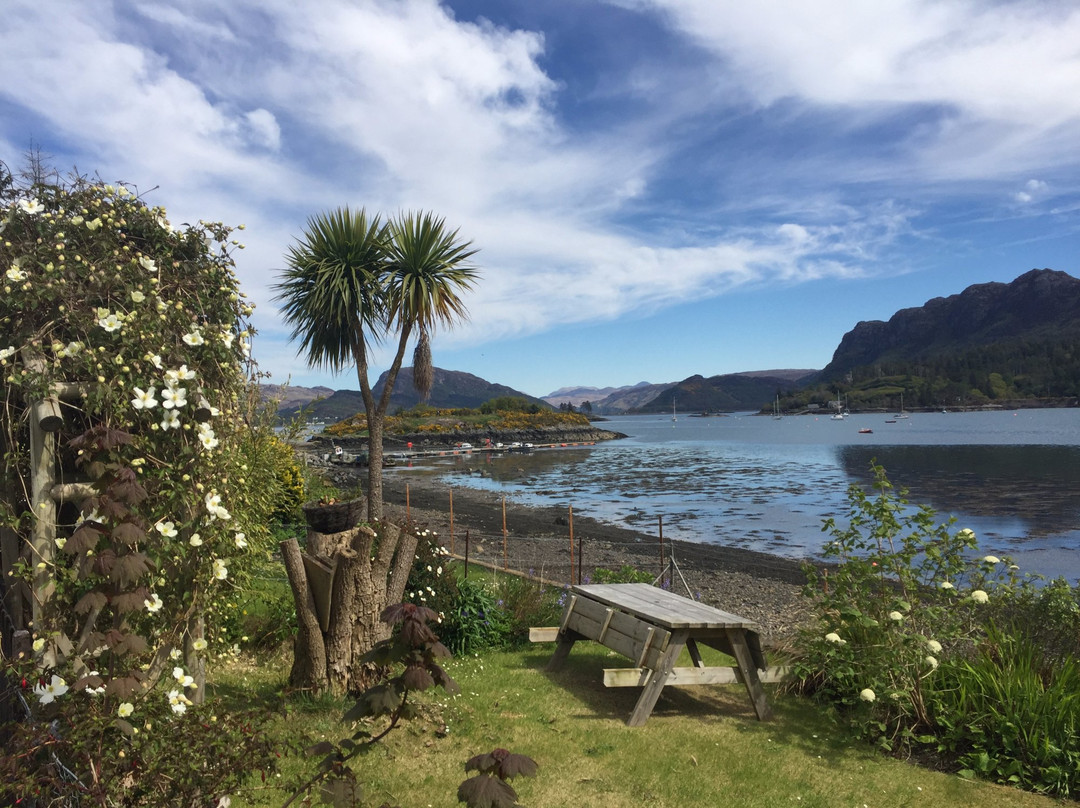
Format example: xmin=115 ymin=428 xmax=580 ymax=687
xmin=773 ymin=395 xmax=783 ymax=420
xmin=672 ymin=398 xmax=677 ymax=424
xmin=830 ymin=391 xmax=846 ymax=420
xmin=895 ymin=392 xmax=910 ymax=419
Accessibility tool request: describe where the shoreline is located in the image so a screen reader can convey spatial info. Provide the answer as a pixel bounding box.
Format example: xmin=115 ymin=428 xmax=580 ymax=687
xmin=321 ymin=462 xmax=813 ymax=642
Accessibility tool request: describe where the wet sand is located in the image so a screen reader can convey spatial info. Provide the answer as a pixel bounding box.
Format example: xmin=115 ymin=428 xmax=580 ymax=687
xmin=360 ymin=467 xmax=813 ymax=643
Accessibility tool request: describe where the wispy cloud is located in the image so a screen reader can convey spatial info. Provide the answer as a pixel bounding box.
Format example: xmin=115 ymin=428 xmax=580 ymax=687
xmin=2 ymin=0 xmax=1078 ymax=387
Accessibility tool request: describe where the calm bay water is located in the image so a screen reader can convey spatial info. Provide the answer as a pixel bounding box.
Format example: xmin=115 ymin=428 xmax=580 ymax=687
xmin=401 ymin=409 xmax=1080 ymax=582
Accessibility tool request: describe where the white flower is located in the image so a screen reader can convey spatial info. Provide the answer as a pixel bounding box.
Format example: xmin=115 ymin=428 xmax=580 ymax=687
xmin=160 ymin=410 xmax=181 ymax=431
xmin=927 ymin=639 xmax=943 ymax=654
xmin=85 ymin=217 xmax=102 ymax=230
xmin=940 ymin=581 xmax=955 ymax=590
xmin=925 ymin=655 xmax=939 ymax=670
xmin=131 ymin=386 xmax=158 ymax=410
xmin=204 ymin=491 xmax=230 ymax=521
xmin=221 ymin=329 xmax=235 ymax=348
xmin=888 ymin=611 xmax=904 ymax=622
xmin=0 ymin=346 xmax=16 ymax=361
xmin=212 ymin=559 xmax=229 ymax=581
xmin=18 ymin=198 xmax=45 ymax=215
xmin=118 ymin=702 xmax=134 ymax=718
xmin=165 ymin=364 xmax=197 ymax=383
xmin=57 ymin=341 xmax=83 ymax=358
xmin=167 ymin=689 xmax=189 ymax=715
xmin=55 ymin=537 xmax=66 ymax=550
xmin=139 ymin=256 xmax=157 ymax=272
xmin=161 ymin=385 xmax=187 ymax=409
xmin=198 ymin=423 xmax=219 ymax=451
xmin=189 ymin=533 xmax=203 ymax=547
xmin=98 ymin=312 xmax=124 ymax=333
xmin=6 ymin=259 xmax=26 ymax=282
xmin=192 ymin=638 xmax=208 ymax=652
xmin=859 ymin=688 xmax=876 ymax=703
xmin=182 ymin=328 xmax=205 ymax=346
xmin=971 ymin=589 xmax=989 ymax=604
xmin=155 ymin=521 xmax=178 ymax=539
xmin=824 ymin=632 xmax=846 ymax=645
xmin=234 ymin=532 xmax=248 ymax=549
xmin=957 ymin=528 xmax=976 ymax=541
xmin=130 ymin=290 xmax=146 ymax=303
xmin=170 ymin=648 xmax=183 ymax=660
xmin=32 ymin=637 xmax=46 ymax=652
xmin=982 ymin=555 xmax=1000 ymax=564
xmin=35 ymin=675 xmax=69 ymax=704
xmin=144 ymin=593 xmax=164 ymax=613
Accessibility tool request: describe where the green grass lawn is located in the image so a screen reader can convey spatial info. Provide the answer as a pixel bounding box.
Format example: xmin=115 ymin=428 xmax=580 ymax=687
xmin=214 ymin=643 xmax=1060 ymax=808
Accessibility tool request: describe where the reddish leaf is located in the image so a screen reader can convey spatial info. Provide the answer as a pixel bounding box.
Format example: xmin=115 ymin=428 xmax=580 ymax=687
xmin=91 ymin=548 xmax=117 ymax=577
xmin=66 ymin=524 xmax=103 ymax=555
xmin=110 ymin=553 xmax=151 ymax=587
xmin=457 ymin=774 xmax=518 ymax=808
xmin=400 ymin=663 xmax=434 ymax=692
xmin=74 ymin=590 xmax=108 ymax=614
xmin=111 ymin=588 xmax=149 ymax=614
xmin=111 ymin=521 xmax=147 ymax=547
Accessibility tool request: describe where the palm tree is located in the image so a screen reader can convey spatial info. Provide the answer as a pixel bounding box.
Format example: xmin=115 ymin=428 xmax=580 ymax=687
xmin=367 ymin=211 xmax=479 ymax=512
xmin=274 ymin=207 xmax=478 ymax=521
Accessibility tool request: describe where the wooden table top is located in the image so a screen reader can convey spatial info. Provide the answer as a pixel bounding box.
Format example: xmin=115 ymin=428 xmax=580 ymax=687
xmin=572 ymin=583 xmax=761 ymax=632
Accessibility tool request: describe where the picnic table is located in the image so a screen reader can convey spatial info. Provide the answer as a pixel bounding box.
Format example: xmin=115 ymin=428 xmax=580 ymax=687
xmin=539 ymin=583 xmax=776 ymax=726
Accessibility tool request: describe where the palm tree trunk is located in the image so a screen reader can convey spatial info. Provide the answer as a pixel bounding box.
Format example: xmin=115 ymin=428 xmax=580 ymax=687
xmin=366 ymin=415 xmax=384 ymax=522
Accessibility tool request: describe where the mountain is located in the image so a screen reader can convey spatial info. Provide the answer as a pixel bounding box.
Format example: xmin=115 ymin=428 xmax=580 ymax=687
xmin=597 ymin=383 xmax=676 ymax=412
xmin=543 ymin=381 xmax=661 ymax=409
xmin=372 ymin=366 xmax=549 ymax=411
xmin=810 ymin=268 xmax=1080 ymax=406
xmin=275 ymin=367 xmax=549 ymax=422
xmin=822 ymin=269 xmax=1080 ymax=377
xmin=261 ymin=384 xmax=335 ymax=410
xmin=639 ymin=371 xmax=817 ymax=413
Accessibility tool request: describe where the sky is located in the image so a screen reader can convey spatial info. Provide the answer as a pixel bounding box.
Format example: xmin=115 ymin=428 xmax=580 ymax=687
xmin=2 ymin=0 xmax=1079 ymax=398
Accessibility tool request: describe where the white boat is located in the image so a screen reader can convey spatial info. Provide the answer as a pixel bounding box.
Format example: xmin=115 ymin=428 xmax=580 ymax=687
xmin=773 ymin=395 xmax=783 ymax=420
xmin=830 ymin=391 xmax=846 ymax=420
xmin=672 ymin=398 xmax=677 ymax=423
xmin=895 ymin=392 xmax=910 ymax=419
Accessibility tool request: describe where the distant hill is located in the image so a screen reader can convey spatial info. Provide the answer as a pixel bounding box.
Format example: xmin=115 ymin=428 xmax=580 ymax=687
xmin=809 ymin=268 xmax=1080 ymax=407
xmin=261 ymin=383 xmax=335 ymax=411
xmin=275 ymin=367 xmax=549 ymax=422
xmin=639 ymin=371 xmax=817 ymax=413
xmin=543 ymin=381 xmax=668 ymax=411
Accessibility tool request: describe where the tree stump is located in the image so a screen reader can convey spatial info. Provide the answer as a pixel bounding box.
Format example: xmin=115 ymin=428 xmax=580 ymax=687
xmin=281 ymin=520 xmax=419 ymax=696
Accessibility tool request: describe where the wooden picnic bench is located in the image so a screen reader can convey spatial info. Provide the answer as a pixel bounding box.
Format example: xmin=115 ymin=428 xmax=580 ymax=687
xmin=532 ymin=583 xmax=781 ymax=726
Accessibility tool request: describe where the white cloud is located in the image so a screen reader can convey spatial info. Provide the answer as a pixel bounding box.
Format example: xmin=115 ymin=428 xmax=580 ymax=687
xmin=2 ymin=0 xmax=1075 ymax=388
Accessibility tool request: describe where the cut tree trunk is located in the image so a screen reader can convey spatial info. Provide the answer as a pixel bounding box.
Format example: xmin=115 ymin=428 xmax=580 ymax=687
xmin=280 ymin=520 xmax=419 ymax=696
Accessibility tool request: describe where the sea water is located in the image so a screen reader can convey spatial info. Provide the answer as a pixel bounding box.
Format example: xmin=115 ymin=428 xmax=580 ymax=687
xmin=396 ymin=408 xmax=1080 ymax=582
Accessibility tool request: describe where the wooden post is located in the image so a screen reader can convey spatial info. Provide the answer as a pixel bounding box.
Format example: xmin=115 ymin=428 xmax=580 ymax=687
xmin=406 ymin=483 xmax=410 ymax=522
xmin=502 ymin=496 xmax=508 ymax=570
xmin=449 ymin=489 xmax=455 ymax=555
xmin=463 ymin=529 xmax=470 ymax=579
xmin=578 ymin=534 xmax=584 ymax=585
xmin=658 ymin=515 xmax=665 ymax=589
xmin=567 ymin=505 xmax=575 ymax=585
xmin=29 ymin=397 xmax=59 ymax=627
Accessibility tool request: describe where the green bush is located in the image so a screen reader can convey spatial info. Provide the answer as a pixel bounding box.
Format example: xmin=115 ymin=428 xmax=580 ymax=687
xmin=794 ymin=463 xmax=1026 ymax=752
xmin=591 ymin=564 xmax=653 ymax=584
xmin=930 ymin=625 xmax=1080 ymax=797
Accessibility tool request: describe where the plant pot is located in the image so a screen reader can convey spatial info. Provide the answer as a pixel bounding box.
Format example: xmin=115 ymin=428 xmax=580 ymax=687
xmin=302 ymin=498 xmax=364 ymax=534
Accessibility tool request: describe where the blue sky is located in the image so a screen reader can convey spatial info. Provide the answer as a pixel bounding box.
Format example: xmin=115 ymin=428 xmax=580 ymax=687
xmin=3 ymin=0 xmax=1079 ymax=397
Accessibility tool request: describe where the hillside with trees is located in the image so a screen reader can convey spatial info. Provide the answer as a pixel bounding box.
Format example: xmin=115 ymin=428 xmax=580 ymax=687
xmin=789 ymin=268 xmax=1080 ymax=411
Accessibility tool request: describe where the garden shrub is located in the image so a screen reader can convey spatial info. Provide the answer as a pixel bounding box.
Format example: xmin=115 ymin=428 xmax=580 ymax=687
xmin=0 ymin=167 xmax=279 ymax=800
xmin=592 ymin=564 xmax=653 ymax=584
xmin=794 ymin=463 xmax=1025 ymax=753
xmin=930 ymin=624 xmax=1080 ymax=797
